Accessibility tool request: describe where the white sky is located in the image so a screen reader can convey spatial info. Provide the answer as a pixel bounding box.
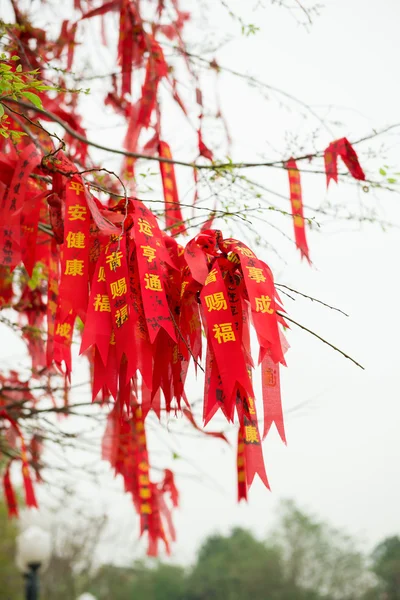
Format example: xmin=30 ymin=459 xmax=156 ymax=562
xmin=2 ymin=0 xmax=400 ymax=566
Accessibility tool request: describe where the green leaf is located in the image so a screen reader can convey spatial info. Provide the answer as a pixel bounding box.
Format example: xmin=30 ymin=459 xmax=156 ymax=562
xmin=16 ymin=64 xmax=22 ymax=72
xmin=379 ymin=168 xmax=386 ymax=176
xmin=21 ymin=91 xmax=43 ymax=109
xmin=387 ymin=178 xmax=397 ymax=184
xmin=0 ymin=104 xmax=4 ymax=118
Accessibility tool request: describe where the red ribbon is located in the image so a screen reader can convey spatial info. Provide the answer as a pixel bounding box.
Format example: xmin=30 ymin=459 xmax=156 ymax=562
xmin=324 ymin=137 xmax=365 ymax=187
xmin=286 ymin=158 xmax=311 ymax=264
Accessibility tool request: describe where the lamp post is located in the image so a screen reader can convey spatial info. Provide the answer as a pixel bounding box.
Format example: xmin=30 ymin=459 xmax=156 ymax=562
xmin=16 ymin=526 xmax=51 ymax=600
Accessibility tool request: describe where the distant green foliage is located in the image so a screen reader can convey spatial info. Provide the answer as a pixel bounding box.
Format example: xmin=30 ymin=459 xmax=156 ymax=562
xmin=0 ymin=499 xmax=398 ymax=599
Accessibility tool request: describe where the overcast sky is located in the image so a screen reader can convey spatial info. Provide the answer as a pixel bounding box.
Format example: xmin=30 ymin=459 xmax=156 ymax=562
xmin=2 ymin=0 xmax=400 ymax=566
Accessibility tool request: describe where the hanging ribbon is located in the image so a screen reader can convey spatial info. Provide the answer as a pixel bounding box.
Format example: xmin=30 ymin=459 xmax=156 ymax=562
xmin=158 ymin=141 xmax=187 ymax=237
xmin=324 ymin=137 xmax=365 ymax=187
xmin=286 ymin=158 xmax=311 ymax=264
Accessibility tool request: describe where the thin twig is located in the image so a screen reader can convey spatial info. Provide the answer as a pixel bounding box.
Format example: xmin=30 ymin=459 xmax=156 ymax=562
xmin=3 ymin=98 xmax=399 ymax=172
xmin=279 ymin=312 xmax=364 ymax=369
xmin=276 ymin=283 xmax=349 ymax=316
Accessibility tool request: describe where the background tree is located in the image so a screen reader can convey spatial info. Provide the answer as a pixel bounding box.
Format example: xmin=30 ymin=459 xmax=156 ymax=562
xmin=369 ymin=536 xmax=400 ymax=600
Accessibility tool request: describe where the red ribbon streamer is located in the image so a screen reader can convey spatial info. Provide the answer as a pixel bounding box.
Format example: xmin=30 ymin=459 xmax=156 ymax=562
xmin=286 ymin=158 xmax=311 ymax=264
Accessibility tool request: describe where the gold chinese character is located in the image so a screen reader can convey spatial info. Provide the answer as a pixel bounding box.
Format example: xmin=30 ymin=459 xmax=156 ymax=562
xmin=55 ymin=323 xmax=71 ymax=338
xmin=144 ymin=273 xmax=162 ymax=291
xmin=204 ymin=292 xmax=227 ymax=312
xmin=115 ymin=304 xmax=128 ymax=327
xmin=49 ymin=280 xmax=58 ymax=293
xmin=246 ymin=266 xmax=266 ymax=283
xmin=136 ymin=421 xmax=144 ymax=433
xmin=244 ymin=425 xmax=259 ymax=444
xmin=228 ymin=252 xmax=240 ymax=264
xmin=139 ymin=474 xmax=149 ymax=485
xmin=264 ymin=368 xmax=276 ymax=387
xmin=163 ymin=162 xmax=173 ymax=175
xmin=180 ymin=281 xmax=189 ymax=298
xmin=213 ymin=322 xmax=236 ymax=344
xmin=48 ymin=300 xmax=57 ymax=314
xmin=237 ymin=247 xmax=255 ymax=258
xmin=64 ymin=259 xmax=84 ymax=276
xmin=205 ymin=268 xmax=218 ymax=286
xmin=140 ymin=503 xmax=152 ymax=514
xmin=292 ymin=200 xmax=302 ymax=211
xmin=93 ymin=294 xmax=111 ymax=312
xmin=67 ymin=204 xmax=87 ymax=221
xmin=139 ymin=488 xmax=151 ymax=499
xmin=237 ymin=456 xmax=245 ymax=468
xmin=189 ymin=314 xmax=200 ymax=333
xmin=110 ymin=331 xmax=116 ymax=345
xmin=238 ymin=470 xmax=246 ymax=482
xmin=293 ymin=215 xmax=304 ymax=227
xmin=165 ymin=190 xmax=174 ymax=203
xmin=139 ymin=460 xmax=148 ymax=472
xmin=138 ymin=434 xmax=146 ymax=445
xmin=141 ymin=245 xmax=156 ymax=263
xmin=106 ymin=251 xmax=123 ymax=270
xmin=255 ymin=295 xmax=274 ymax=314
xmin=172 ymin=345 xmax=178 ymax=364
xmin=110 ymin=277 xmax=127 ymax=299
xmin=66 ymin=231 xmax=86 ymax=249
xmin=97 ymin=266 xmax=106 ymax=282
xmin=138 ymin=218 xmax=153 ymax=236
xmin=69 ymin=181 xmax=85 ymax=196
xmin=290 ymin=183 xmax=301 ymax=195
xmin=164 ymin=178 xmax=174 ymax=191
xmin=238 ymin=442 xmax=245 ymax=453
xmin=247 ymin=397 xmax=256 ymax=415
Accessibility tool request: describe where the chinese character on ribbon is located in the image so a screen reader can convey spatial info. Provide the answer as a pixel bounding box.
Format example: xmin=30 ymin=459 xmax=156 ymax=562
xmin=264 ymin=368 xmax=276 ymax=387
xmin=246 ymin=266 xmax=266 ymax=283
xmin=138 ymin=218 xmax=153 ymax=236
xmin=189 ymin=314 xmax=200 ymax=333
xmin=67 ymin=204 xmax=87 ymax=221
xmin=97 ymin=266 xmax=106 ymax=282
xmin=247 ymin=397 xmax=256 ymax=415
xmin=228 ymin=252 xmax=240 ymax=264
xmin=140 ymin=245 xmax=156 ymax=262
xmin=237 ymin=247 xmax=255 ymax=258
xmin=110 ymin=277 xmax=127 ymax=299
xmin=66 ymin=231 xmax=86 ymax=249
xmin=255 ymin=295 xmax=274 ymax=314
xmin=93 ymin=294 xmax=111 ymax=312
xmin=237 ymin=470 xmax=246 ymax=482
xmin=139 ymin=488 xmax=151 ymax=499
xmin=204 ymin=268 xmax=218 ymax=286
xmin=55 ymin=323 xmax=71 ymax=338
xmin=115 ymin=304 xmax=128 ymax=327
xmin=293 ymin=215 xmax=304 ymax=227
xmin=69 ymin=181 xmax=85 ymax=196
xmin=106 ymin=251 xmax=123 ymax=270
xmin=64 ymin=259 xmax=84 ymax=276
xmin=213 ymin=322 xmax=236 ymax=344
xmin=244 ymin=425 xmax=259 ymax=444
xmin=204 ymin=292 xmax=227 ymax=312
xmin=180 ymin=281 xmax=189 ymax=298
xmin=144 ymin=273 xmax=162 ymax=291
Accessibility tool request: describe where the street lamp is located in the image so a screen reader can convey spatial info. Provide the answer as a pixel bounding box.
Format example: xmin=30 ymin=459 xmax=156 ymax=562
xmin=16 ymin=526 xmax=51 ymax=600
